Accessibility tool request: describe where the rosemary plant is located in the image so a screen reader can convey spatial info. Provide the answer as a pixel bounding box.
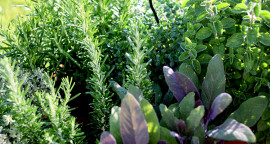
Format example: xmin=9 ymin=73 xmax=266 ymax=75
xmin=0 ymin=57 xmax=84 ymax=143
xmin=84 ymin=37 xmax=114 ymax=138
xmin=125 ymin=22 xmax=153 ymax=102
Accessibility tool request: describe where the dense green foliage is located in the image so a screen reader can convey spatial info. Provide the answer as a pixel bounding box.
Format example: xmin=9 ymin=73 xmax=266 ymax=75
xmin=1 ymin=0 xmax=270 ymax=143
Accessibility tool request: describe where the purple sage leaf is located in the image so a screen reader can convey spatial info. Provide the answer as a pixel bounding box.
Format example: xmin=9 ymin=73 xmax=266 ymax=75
xmin=100 ymin=131 xmax=116 ymax=144
xmin=163 ymin=66 xmax=200 ymax=103
xmin=209 ymin=93 xmax=232 ymax=121
xmin=120 ymin=93 xmax=149 ymax=144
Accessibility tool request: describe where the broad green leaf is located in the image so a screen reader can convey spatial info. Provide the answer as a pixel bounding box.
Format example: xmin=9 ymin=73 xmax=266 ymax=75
xmin=110 ymin=106 xmax=122 ymax=144
xmin=215 ymin=20 xmax=223 ymax=35
xmin=247 ymin=28 xmax=258 ymax=44
xmin=229 ymin=96 xmax=268 ymax=127
xmin=217 ymin=3 xmax=230 ymax=10
xmin=195 ymin=45 xmax=207 ymax=53
xmin=194 ymin=124 xmax=205 ymax=144
xmin=257 ymin=119 xmax=269 ymax=131
xmin=140 ymin=99 xmax=160 ymax=144
xmin=207 ymin=118 xmax=256 ymax=143
xmin=213 ymin=44 xmax=225 ymax=56
xmin=231 ymin=3 xmax=248 ymax=14
xmin=186 ymin=106 xmax=205 ymax=132
xmin=179 ymin=51 xmax=190 ymax=61
xmin=191 ymin=49 xmax=197 ymax=58
xmin=152 ymin=83 xmax=162 ymax=104
xmin=178 ymin=63 xmax=199 ymax=88
xmin=179 ymin=92 xmax=195 ymax=120
xmin=260 ymin=10 xmax=270 ymax=23
xmin=196 ymin=27 xmax=212 ymax=40
xmin=226 ymin=33 xmax=244 ymax=48
xmin=262 ymin=107 xmax=270 ymax=120
xmin=120 ymin=93 xmax=149 ymax=144
xmin=196 ymin=11 xmax=208 ymax=22
xmin=100 ymin=131 xmax=116 ymax=144
xmin=111 ymin=81 xmax=127 ymax=100
xmin=168 ymin=103 xmax=180 ymax=118
xmin=201 ymin=54 xmax=225 ymax=109
xmin=128 ymin=85 xmax=143 ymax=102
xmin=160 ymin=127 xmax=178 ymax=144
xmin=192 ymin=59 xmax=201 ymax=74
xmin=159 ymin=104 xmax=177 ymax=131
xmin=197 ymin=54 xmax=212 ymax=64
xmin=259 ymin=33 xmax=270 ymax=46
xmin=221 ymin=18 xmax=235 ymax=28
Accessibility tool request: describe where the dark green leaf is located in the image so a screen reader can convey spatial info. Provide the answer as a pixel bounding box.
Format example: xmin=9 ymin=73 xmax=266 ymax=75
xmin=192 ymin=59 xmax=201 ymax=74
xmin=201 ymin=54 xmax=225 ymax=109
xmin=215 ymin=20 xmax=223 ymax=35
xmin=247 ymin=28 xmax=258 ymax=44
xmin=111 ymin=81 xmax=127 ymax=100
xmin=195 ymin=45 xmax=207 ymax=53
xmin=128 ymin=85 xmax=144 ymax=102
xmin=160 ymin=104 xmax=177 ymax=132
xmin=197 ymin=54 xmax=212 ymax=64
xmin=186 ymin=106 xmax=205 ymax=133
xmin=196 ymin=27 xmax=212 ymax=40
xmin=160 ymin=127 xmax=178 ymax=144
xmin=179 ymin=92 xmax=195 ymax=120
xmin=213 ymin=44 xmax=225 ymax=56
xmin=228 ymin=96 xmax=268 ymax=127
xmin=221 ymin=18 xmax=236 ymax=28
xmin=259 ymin=33 xmax=270 ymax=46
xmin=226 ymin=33 xmax=244 ymax=48
xmin=179 ymin=51 xmax=190 ymax=61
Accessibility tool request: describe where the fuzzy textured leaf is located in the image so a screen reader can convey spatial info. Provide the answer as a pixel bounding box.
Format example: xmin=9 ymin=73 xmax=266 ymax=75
xmin=140 ymin=99 xmax=160 ymax=144
xmin=221 ymin=18 xmax=236 ymax=28
xmin=110 ymin=106 xmax=122 ymax=144
xmin=201 ymin=54 xmax=225 ymax=109
xmin=226 ymin=33 xmax=244 ymax=48
xmin=207 ymin=118 xmax=256 ymax=143
xmin=160 ymin=126 xmax=178 ymax=144
xmin=159 ymin=104 xmax=177 ymax=131
xmin=120 ymin=93 xmax=149 ymax=144
xmin=196 ymin=27 xmax=212 ymax=40
xmin=209 ymin=93 xmax=232 ymax=121
xmin=179 ymin=92 xmax=195 ymax=120
xmin=163 ymin=66 xmax=199 ymax=103
xmin=128 ymin=85 xmax=144 ymax=102
xmin=186 ymin=106 xmax=205 ymax=132
xmin=100 ymin=131 xmax=117 ymax=144
xmin=259 ymin=33 xmax=270 ymax=46
xmin=229 ymin=96 xmax=268 ymax=127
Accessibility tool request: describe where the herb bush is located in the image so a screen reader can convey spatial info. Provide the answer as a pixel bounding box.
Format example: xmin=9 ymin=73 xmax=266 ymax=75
xmin=101 ymin=54 xmax=268 ymax=144
xmin=1 ymin=0 xmax=270 ymax=142
xmin=177 ymin=1 xmax=270 ymax=141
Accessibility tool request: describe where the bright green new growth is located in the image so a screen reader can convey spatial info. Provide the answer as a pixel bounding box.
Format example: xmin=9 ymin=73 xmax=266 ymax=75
xmin=125 ymin=22 xmax=153 ymax=102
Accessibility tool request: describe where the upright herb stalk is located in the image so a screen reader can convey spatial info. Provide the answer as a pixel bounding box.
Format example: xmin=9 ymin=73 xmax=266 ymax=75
xmin=0 ymin=57 xmax=84 ymax=143
xmin=84 ymin=37 xmax=114 ymax=137
xmin=125 ymin=22 xmax=153 ymax=102
xmin=0 ymin=57 xmax=43 ymax=143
